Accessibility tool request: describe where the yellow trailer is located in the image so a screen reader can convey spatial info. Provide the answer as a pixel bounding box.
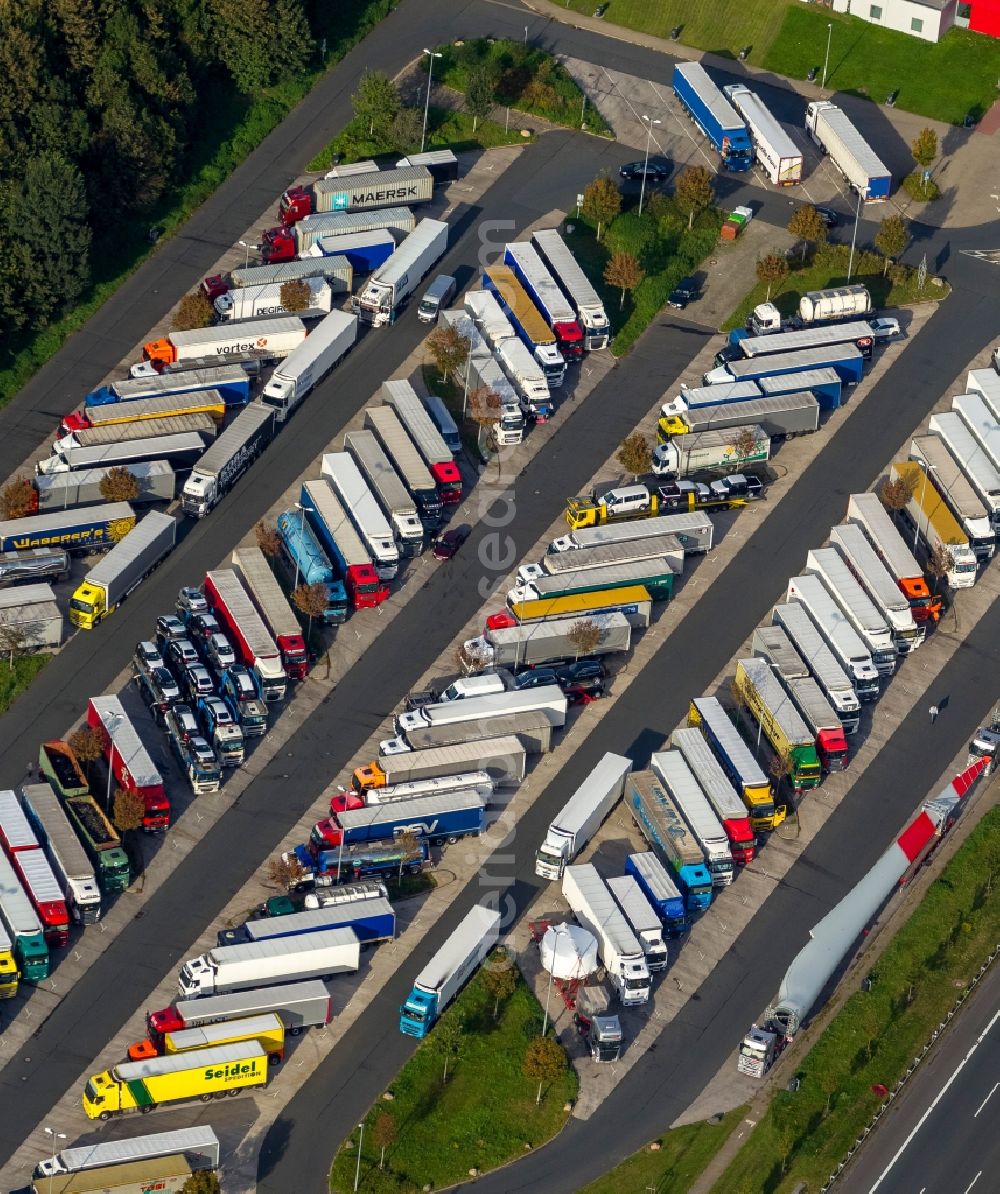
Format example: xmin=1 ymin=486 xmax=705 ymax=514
xmin=81 ymin=390 xmax=227 ymax=428
xmin=501 ymin=585 xmax=653 ymax=629
xmin=83 ymin=1041 xmax=268 ymax=1119
xmin=164 ymin=1012 xmax=286 ymax=1063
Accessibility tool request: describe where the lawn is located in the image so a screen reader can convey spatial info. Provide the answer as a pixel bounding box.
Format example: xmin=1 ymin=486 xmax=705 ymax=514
xmin=0 ymin=654 xmax=50 ymax=715
xmin=580 ymin=1107 xmax=748 ymax=1194
xmin=722 ymin=242 xmax=949 ymax=333
xmin=328 ymin=958 xmax=578 ymax=1192
xmin=715 ymin=805 xmax=1000 ymax=1193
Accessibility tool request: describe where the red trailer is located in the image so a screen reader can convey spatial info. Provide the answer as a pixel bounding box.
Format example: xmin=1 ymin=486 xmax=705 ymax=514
xmin=0 ymin=791 xmax=70 ymax=945
xmin=232 ymin=547 xmax=308 ymax=680
xmin=204 ymin=569 xmax=288 ymax=702
xmin=87 ymin=695 xmax=170 ymax=832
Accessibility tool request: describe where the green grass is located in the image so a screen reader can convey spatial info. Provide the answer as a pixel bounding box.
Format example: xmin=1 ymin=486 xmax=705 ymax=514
xmin=722 ymin=242 xmax=949 ymax=333
xmin=580 ymin=1107 xmax=748 ymax=1194
xmin=0 ymin=655 xmax=50 ymax=714
xmin=329 ymin=961 xmax=578 ymax=1192
xmin=0 ymin=0 xmax=394 ymax=410
xmin=715 ymin=805 xmax=1000 ymax=1193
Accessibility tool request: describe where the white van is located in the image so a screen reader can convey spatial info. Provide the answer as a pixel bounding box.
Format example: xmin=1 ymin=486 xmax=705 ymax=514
xmin=598 ymin=486 xmax=653 ymax=516
xmin=439 ymin=674 xmax=507 ymax=702
xmin=418 ymin=274 xmax=458 ymax=323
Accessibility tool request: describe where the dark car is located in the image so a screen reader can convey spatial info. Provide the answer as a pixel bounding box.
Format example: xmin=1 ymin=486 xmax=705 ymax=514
xmin=154 ymin=614 xmax=187 ymax=649
xmin=709 ymin=473 xmax=764 ymax=502
xmin=554 ymin=659 xmax=607 ymax=688
xmin=187 ymin=612 xmax=221 ymax=643
xmin=166 ymin=637 xmax=200 ymax=677
xmin=182 ymin=664 xmax=215 ymax=704
xmin=668 ymin=277 xmax=699 ymax=309
xmin=619 ymin=160 xmax=670 ymax=182
xmin=513 ymin=668 xmax=560 ymax=691
xmin=813 ymin=206 xmax=839 ymax=228
xmin=433 ymin=525 xmax=471 ymax=560
xmin=167 ymin=703 xmax=200 ymax=741
xmin=134 ymin=640 xmax=164 ymax=673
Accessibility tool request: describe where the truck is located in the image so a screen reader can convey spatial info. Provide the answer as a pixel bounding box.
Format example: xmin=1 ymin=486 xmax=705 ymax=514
xmin=687 ymin=696 xmax=783 ymax=832
xmin=805 ymin=101 xmax=891 ymax=200
xmin=291 ymin=840 xmax=429 ymax=888
xmin=671 ymin=727 xmax=756 ymax=865
xmin=214 ymin=276 xmax=332 ymax=322
xmin=37 ymin=433 xmax=209 ymax=477
xmin=733 ymin=658 xmax=824 ymax=791
xmin=888 ymin=459 xmax=978 ymax=589
xmin=508 ymin=556 xmax=679 ymax=605
xmin=805 ymin=546 xmax=898 ymax=676
xmin=399 ymin=904 xmax=501 ymax=1037
xmin=0 ymin=548 xmax=70 ymax=587
xmin=396 ymin=686 xmax=567 ymax=737
xmin=464 ymin=289 xmax=516 ymax=349
xmin=0 ymin=790 xmax=71 ymax=945
xmin=204 ymin=569 xmax=287 ymax=701
xmin=502 ymin=241 xmax=584 ymax=359
xmin=201 ymin=255 xmax=353 ymax=302
xmin=845 ymin=491 xmax=942 ymax=626
xmin=68 ymin=512 xmax=176 ymax=629
xmin=531 ymin=227 xmax=610 ymax=351
xmin=495 ymin=335 xmax=555 ymax=421
xmin=483 ymin=265 xmax=566 ymax=387
xmin=381 ymin=379 xmax=462 ymax=504
xmin=625 ymin=851 xmax=688 ymax=937
xmin=534 ymin=753 xmax=632 ymax=880
xmin=195 ymin=696 xmax=245 ymax=766
xmin=301 ymin=478 xmax=391 ymax=608
xmin=166 ymin=721 xmax=221 ymax=795
xmin=177 ymin=928 xmax=361 ymax=998
xmin=86 ymin=697 xmax=170 ymax=831
xmin=967 ymin=368 xmax=1000 ymax=419
xmin=928 ymin=412 xmax=1000 ymax=530
xmin=745 ymin=284 xmax=872 ymax=337
xmin=657 ymin=391 xmax=819 ymax=442
xmin=672 ymin=62 xmax=752 ymax=170
xmin=953 ymin=391 xmax=1000 ymax=476
xmin=261 ymin=205 xmax=416 ymax=264
xmin=489 ymin=585 xmax=653 ymax=632
xmin=82 ymin=1042 xmax=270 ymax=1119
xmin=260 ymin=310 xmax=357 ymax=423
xmin=230 ymin=896 xmax=394 ymax=948
xmin=20 ymin=783 xmax=101 ymax=923
xmin=58 ymin=389 xmax=227 ymax=441
xmin=625 ymin=770 xmax=713 ymax=911
xmin=565 ymin=486 xmax=745 ymax=531
xmin=606 ymin=875 xmax=668 ymax=971
xmin=0 ymin=501 xmax=135 ymax=556
xmin=320 ymin=453 xmax=399 ymax=580
xmin=34 ymin=1125 xmax=221 ymax=1179
xmin=828 ymin=522 xmax=923 ymax=653
xmin=363 ymin=405 xmax=443 ymax=529
xmin=461 ymin=611 xmax=631 ymax=672
xmin=0 ymin=584 xmax=62 ymax=651
xmin=704 ymin=344 xmax=863 ymax=390
xmin=317 ymin=790 xmax=486 ymax=849
xmin=730 ymin=320 xmax=874 ymax=364
xmin=279 ymin=164 xmax=434 ymax=225
xmin=396 ymin=149 xmax=459 ymax=181
xmin=910 ymin=433 xmax=995 ymax=560
xmin=519 ymin=535 xmax=684 ymax=584
xmin=550 ymin=511 xmax=714 ymax=556
xmin=30 ymin=461 xmax=174 ymax=513
xmin=723 ymin=84 xmax=802 ymax=185
xmin=352 ymin=736 xmax=527 ymax=791
xmin=85 ymin=365 xmax=252 ymax=411
xmin=219 ymin=666 xmax=270 ymax=737
xmin=35 ymin=1157 xmax=194 ymax=1193
xmin=345 ymin=430 xmax=425 ymax=557
xmin=310 ymin=230 xmax=394 ymax=273
xmin=49 ymin=414 xmax=217 ymax=459
xmin=770 ymin=603 xmax=861 ymax=735
xmin=274 ymin=509 xmax=349 ymax=624
xmin=650 ymin=751 xmax=735 ymax=887
xmin=132 ymin=980 xmax=332 ymax=1061
xmin=660 ymin=378 xmax=763 ymax=418
xmin=784 ymin=573 xmax=881 ymax=700
xmin=382 ymin=710 xmax=555 ymax=756
xmin=563 ymin=863 xmax=652 ymax=1004
xmin=0 ymin=849 xmax=49 ymax=980
xmin=142 ymin=316 xmax=307 ymax=367
xmin=231 ymin=547 xmax=308 ymax=680
xmin=353 ymin=219 xmax=449 ymax=326
xmin=332 ymin=771 xmax=493 ymax=813
xmin=159 ymin=1012 xmax=286 ymax=1063
xmin=652 ymin=424 xmax=770 ymax=478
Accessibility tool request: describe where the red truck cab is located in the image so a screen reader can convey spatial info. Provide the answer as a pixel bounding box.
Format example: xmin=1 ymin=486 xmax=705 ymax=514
xmin=311 ymin=817 xmax=344 ymax=849
xmin=128 ymin=1004 xmax=186 ymax=1059
xmin=553 ymin=320 xmax=585 ymax=359
xmin=58 ymin=411 xmax=92 ymax=438
xmin=261 ymin=227 xmax=296 ymax=264
xmin=816 ymin=726 xmax=849 ymax=772
xmin=86 ymin=699 xmax=171 ymax=832
xmin=346 ymin=563 xmax=391 ymax=611
xmin=275 ymin=633 xmax=309 ymax=680
xmin=279 ymin=187 xmax=313 ymax=225
xmin=328 ymin=791 xmax=365 ymax=816
xmin=430 ymin=461 xmax=463 ymax=505
xmin=486 ymin=609 xmax=518 ymax=632
xmin=201 ymin=274 xmax=231 ymax=301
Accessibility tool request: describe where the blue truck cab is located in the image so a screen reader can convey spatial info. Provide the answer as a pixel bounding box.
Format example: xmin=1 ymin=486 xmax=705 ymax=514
xmin=219 ymin=666 xmax=269 ymax=737
xmin=672 ymin=63 xmax=753 ymax=171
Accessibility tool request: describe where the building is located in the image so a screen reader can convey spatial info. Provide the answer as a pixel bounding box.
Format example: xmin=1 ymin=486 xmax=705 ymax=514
xmin=834 ymin=0 xmax=1000 ymax=42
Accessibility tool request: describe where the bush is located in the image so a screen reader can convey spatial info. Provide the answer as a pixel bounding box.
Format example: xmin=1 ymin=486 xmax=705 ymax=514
xmin=901 ymin=170 xmax=942 ymax=201
xmin=604 ymin=212 xmax=657 ymax=263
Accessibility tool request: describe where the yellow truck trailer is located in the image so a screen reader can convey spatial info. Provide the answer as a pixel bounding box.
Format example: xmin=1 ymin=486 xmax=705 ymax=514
xmin=40 ymin=1156 xmax=192 ymax=1194
xmin=889 ymin=460 xmax=977 ymax=590
xmin=83 ymin=1041 xmax=268 ymax=1119
xmin=163 ymin=1012 xmax=286 ymax=1062
xmin=497 ymin=585 xmax=653 ymax=630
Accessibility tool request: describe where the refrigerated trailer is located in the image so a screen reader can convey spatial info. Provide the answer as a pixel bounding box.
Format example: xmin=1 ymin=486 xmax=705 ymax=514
xmin=143 ymin=316 xmax=307 ymax=366
xmin=37 ymin=433 xmax=208 ymax=477
xmin=344 ymin=430 xmax=425 ymax=557
xmin=723 ymin=84 xmax=802 ymax=184
xmin=828 ymin=522 xmax=922 ymax=653
xmin=805 ymin=547 xmax=897 ymax=677
xmin=261 ymin=310 xmax=357 ymax=423
xmin=927 ymin=412 xmax=1000 ymax=530
xmin=845 ymin=491 xmax=942 ymax=626
xmin=784 ymin=573 xmax=880 ymax=700
xmin=321 ymin=453 xmax=399 ymax=580
xmin=805 ymin=101 xmax=891 ymax=200
xmin=909 ymin=434 xmax=995 ymax=560
xmin=34 ymin=1126 xmax=221 ymax=1179
xmin=563 ymin=864 xmax=651 ymax=1005
xmin=353 ymin=219 xmax=448 ymax=326
xmin=771 ymin=602 xmax=861 ymax=734
xmin=535 ymin=753 xmax=632 ymax=880
xmin=531 ymin=228 xmax=610 ymax=350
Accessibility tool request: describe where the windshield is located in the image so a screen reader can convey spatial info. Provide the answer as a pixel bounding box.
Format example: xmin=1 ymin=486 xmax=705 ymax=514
xmin=84 ymin=1080 xmax=101 ymax=1103
xmin=401 ymin=1002 xmax=426 ymax=1021
xmin=70 ymin=598 xmax=94 ymax=613
xmin=739 ymin=1041 xmax=764 ymax=1058
xmin=624 ymin=975 xmax=649 ymax=990
xmin=753 ymin=802 xmax=776 ymax=820
xmin=955 ymin=560 xmax=977 ymax=574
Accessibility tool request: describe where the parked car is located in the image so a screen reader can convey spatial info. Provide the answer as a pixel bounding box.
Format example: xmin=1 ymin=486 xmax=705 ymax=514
xmin=134 ymin=640 xmax=164 ymax=673
xmin=155 ymin=614 xmax=187 ymax=648
xmin=668 ymin=277 xmax=699 ymax=309
xmin=199 ymin=696 xmax=236 ymax=733
xmin=149 ymin=666 xmax=181 ymax=704
xmin=433 ymin=525 xmax=471 ymax=560
xmin=167 ymin=638 xmax=200 ymax=675
xmin=619 ymin=159 xmax=670 ymax=182
xmin=176 ymin=586 xmax=209 ymax=618
xmin=183 ymin=664 xmax=215 ymax=703
xmin=553 ymin=659 xmax=606 ymax=687
xmin=813 ymin=206 xmax=839 ymax=228
xmin=168 ymin=703 xmax=200 ymax=741
xmin=870 ymin=317 xmax=901 ymax=342
xmin=187 ymin=612 xmax=221 ymax=643
xmin=512 ymin=668 xmax=560 ymax=691
xmin=709 ymin=473 xmax=764 ymax=501
xmin=205 ymin=632 xmax=236 ymax=675
xmin=657 ymin=480 xmax=711 ymax=505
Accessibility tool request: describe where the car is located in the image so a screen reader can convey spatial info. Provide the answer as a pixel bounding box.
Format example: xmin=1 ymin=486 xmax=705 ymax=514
xmin=176 ymin=586 xmax=208 ymax=618
xmin=619 ymin=160 xmax=670 ymax=182
xmin=154 ymin=614 xmax=187 ymax=648
xmin=709 ymin=473 xmax=765 ymax=501
xmin=869 ymin=317 xmax=901 ymax=342
xmin=668 ymin=277 xmax=699 ymax=309
xmin=200 ymin=695 xmax=236 ymax=728
xmin=167 ymin=637 xmax=200 ymax=675
xmin=187 ymin=612 xmax=221 ymax=643
xmin=205 ymin=633 xmax=237 ymax=675
xmin=134 ymin=640 xmax=164 ymax=672
xmin=187 ymin=736 xmax=218 ymax=768
xmin=167 ymin=703 xmax=200 ymax=741
xmin=657 ymin=480 xmax=711 ymax=506
xmin=182 ymin=664 xmax=215 ymax=703
xmin=565 ymin=683 xmax=601 ymax=706
xmin=812 ymin=206 xmax=839 ymax=228
xmin=512 ymin=668 xmax=560 ymax=691
xmin=149 ymin=666 xmax=180 ymax=703
xmin=433 ymin=525 xmax=471 ymax=561
xmin=553 ymin=659 xmax=607 ymax=687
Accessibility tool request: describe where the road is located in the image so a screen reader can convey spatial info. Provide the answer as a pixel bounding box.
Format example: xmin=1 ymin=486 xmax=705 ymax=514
xmin=845 ymin=952 xmax=1000 ymax=1194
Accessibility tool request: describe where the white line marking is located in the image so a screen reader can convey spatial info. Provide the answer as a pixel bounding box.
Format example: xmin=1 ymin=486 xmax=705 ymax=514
xmin=963 ymin=1172 xmax=982 ymax=1194
xmin=974 ymin=1082 xmax=999 ymax=1116
xmin=869 ymin=1007 xmax=1000 ymax=1192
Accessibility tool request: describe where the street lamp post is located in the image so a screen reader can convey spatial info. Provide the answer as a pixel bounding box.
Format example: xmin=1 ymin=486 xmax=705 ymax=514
xmin=104 ymin=714 xmax=122 ymax=810
xmin=292 ymin=502 xmax=313 ymax=592
xmin=638 ymin=115 xmax=662 ymax=217
xmin=44 ymin=1127 xmax=67 ymax=1194
xmin=847 ymin=187 xmax=864 ymax=281
xmin=822 ymin=23 xmax=833 ymax=90
xmin=237 ymin=240 xmax=253 ymax=321
xmin=420 ymin=49 xmax=443 ymax=154
xmin=914 ymin=464 xmax=937 ymax=553
xmin=353 ymin=1120 xmax=366 ymax=1192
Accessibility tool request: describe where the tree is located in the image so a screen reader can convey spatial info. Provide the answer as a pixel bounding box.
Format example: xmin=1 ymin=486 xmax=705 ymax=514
xmin=787 ymin=205 xmax=827 ymax=264
xmin=181 ymin=1172 xmax=221 ymax=1194
xmin=390 ymin=107 xmax=425 ymax=155
xmin=293 ymin=582 xmax=328 ymax=648
xmin=769 ymin=750 xmax=793 ymax=786
xmin=0 ymin=623 xmax=31 ymax=668
xmin=522 ymin=1034 xmax=566 ymax=1104
xmin=352 ymin=69 xmax=401 ymax=139
xmin=371 ymin=1109 xmax=397 ymax=1170
xmin=266 ymin=853 xmax=305 ymax=891
xmin=433 ymin=1013 xmax=463 ymax=1083
xmin=927 ymin=542 xmax=954 ymax=594
xmin=468 ymin=386 xmax=502 ymax=472
xmin=98 ymin=466 xmax=140 ymax=504
xmin=567 ymin=618 xmax=602 ymax=660
xmin=279 ymin=278 xmax=311 ymax=313
xmin=0 ymin=477 xmax=35 ymax=520
xmin=733 ymin=426 xmax=762 ymax=462
xmin=68 ymin=726 xmax=104 ymax=786
xmin=426 ymin=324 xmax=471 ymax=383
xmin=755 ymin=253 xmax=788 ymax=301
xmin=911 ymin=126 xmax=938 ymax=184
xmin=174 ymin=291 xmax=214 ymax=332
xmin=209 ymin=0 xmax=313 ymax=93
xmin=255 ymin=521 xmax=283 ymax=559
xmin=603 ymin=251 xmax=644 ymax=310
xmin=582 ymin=176 xmax=621 ymax=242
xmin=465 ymin=64 xmax=499 ymax=132
xmin=112 ymin=788 xmax=146 ymax=835
xmin=481 ymin=949 xmax=517 ymax=1019
xmin=616 ymin=431 xmax=651 ymax=480
xmin=875 ymin=215 xmax=908 ymax=277
xmin=881 ymin=473 xmax=917 ymax=524
xmin=673 ymin=165 xmax=714 ymax=231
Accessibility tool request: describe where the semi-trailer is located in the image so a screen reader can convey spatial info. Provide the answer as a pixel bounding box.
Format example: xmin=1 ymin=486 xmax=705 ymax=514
xmin=625 ymin=851 xmax=688 ymax=937
xmin=202 ymin=255 xmax=353 ymax=301
xmin=317 ymin=790 xmax=486 ymax=849
xmin=461 ymin=611 xmax=631 ymax=672
xmin=85 ymin=365 xmax=251 ymax=410
xmin=563 ymin=863 xmax=652 ymax=1004
xmin=214 ymin=276 xmax=332 ymax=322
xmin=745 ymin=285 xmax=873 ymax=336
xmin=58 ymin=390 xmax=226 ymax=443
xmin=344 ymin=429 xmax=425 ymax=557
xmin=509 ymin=555 xmax=679 ymax=605
xmin=483 ymin=265 xmax=566 ymax=387
xmin=0 ymin=790 xmax=71 ymax=945
xmin=731 ymin=320 xmax=874 ymax=362
xmin=228 ymin=896 xmax=394 ymax=948
xmin=156 ymin=1012 xmax=286 ymax=1065
xmin=651 ymin=424 xmax=770 ymax=477
xmin=0 ymin=849 xmax=49 ymax=980
xmin=34 ymin=1125 xmax=221 ymax=1179
xmin=660 ymin=379 xmax=764 ymax=418
xmin=396 ymin=687 xmax=567 ymax=737
xmin=279 ymin=164 xmax=434 ymax=224
xmin=381 ymin=380 xmax=462 ymax=504
xmin=487 ymin=585 xmax=653 ymax=632
xmin=381 ymin=710 xmax=555 ymax=757
xmin=784 ymin=673 xmax=850 ymax=773
xmin=535 ymin=753 xmax=633 ymax=879
xmin=352 ymin=736 xmax=526 ymax=791
xmin=928 ymin=412 xmax=1000 ymax=529
xmin=353 ymin=219 xmax=449 ymax=326
xmin=37 ymin=433 xmax=209 ymax=477
xmin=606 ymin=875 xmax=668 ymax=971
xmin=967 ymin=368 xmax=1000 ymax=419
xmin=68 ymin=511 xmax=176 ymax=629
xmin=828 ymin=522 xmax=923 ymax=652
xmin=399 ymin=904 xmax=501 ymax=1037
xmin=845 ymin=491 xmax=942 ymax=625
xmin=805 ymin=101 xmax=891 ymax=200
xmin=87 ymin=696 xmax=170 ymax=831
xmin=20 ymin=784 xmax=101 ymax=923
xmin=650 ymin=751 xmax=735 ymax=886
xmin=910 ymin=433 xmax=995 ymax=560
xmin=363 ymin=405 xmax=443 ymax=529
xmin=396 ymin=149 xmax=459 ymax=181
xmin=671 ymin=727 xmax=756 ymax=864
xmin=626 ymin=769 xmax=713 ymax=911
xmin=460 ymin=292 xmax=552 ymax=414
xmin=0 ymin=585 xmax=62 ymax=651
xmin=805 ymin=548 xmax=898 ymax=677
xmin=30 ymin=461 xmax=175 ymax=513
xmin=495 ymin=335 xmax=555 ymax=421
xmin=723 ymin=84 xmax=802 ymax=184
xmin=177 ymin=928 xmax=361 ymax=997
xmin=0 ymin=549 xmax=69 ymax=588
xmin=502 ymin=241 xmax=584 ymax=359
xmin=704 ymin=344 xmax=863 ymax=390
xmin=50 ymin=414 xmax=217 ymax=459
xmin=770 ymin=603 xmax=861 ymax=734
xmin=260 ymin=310 xmax=357 ymax=423
xmin=143 ymin=316 xmax=306 ymax=367
xmin=464 ymin=289 xmax=517 ymax=349
xmin=784 ymin=573 xmax=881 ymax=700
xmin=672 ymin=63 xmax=753 ymax=171
xmin=319 ymin=453 xmax=399 ymax=579
xmin=35 ymin=1158 xmax=194 ymax=1192
xmin=232 ymin=546 xmax=308 ymax=680
xmin=519 ymin=535 xmax=684 ymax=583
xmin=687 ymin=696 xmax=783 ymax=832
xmin=290 ymin=840 xmax=429 ymax=888
xmin=261 ymin=205 xmax=416 ymax=264
xmin=6 ymin=504 xmax=131 ymax=559
xmin=531 ymin=228 xmax=610 ymax=350
xmin=952 ymin=392 xmax=1000 ymax=476
xmin=274 ymin=510 xmax=349 ymax=624
xmin=204 ymin=569 xmax=287 ymax=701
xmin=888 ymin=460 xmax=978 ymax=589
xmin=301 ymin=479 xmax=391 ymax=608
xmin=332 ymin=771 xmax=493 ymax=813
xmin=550 ymin=511 xmax=714 ymax=556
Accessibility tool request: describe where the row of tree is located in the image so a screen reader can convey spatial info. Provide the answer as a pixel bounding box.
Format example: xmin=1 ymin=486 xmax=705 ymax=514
xmin=0 ymin=465 xmax=142 ymax=520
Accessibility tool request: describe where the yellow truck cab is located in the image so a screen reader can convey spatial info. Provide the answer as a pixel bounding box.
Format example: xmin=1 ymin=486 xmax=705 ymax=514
xmin=0 ymin=936 xmax=18 ymax=999
xmin=565 ymin=485 xmax=657 ymax=530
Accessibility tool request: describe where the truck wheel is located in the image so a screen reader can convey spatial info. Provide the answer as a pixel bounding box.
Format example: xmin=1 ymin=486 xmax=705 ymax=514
xmin=140 ymin=1105 xmax=154 ymax=1114
xmin=406 ymin=864 xmax=421 ymax=875
xmin=227 ymin=1088 xmax=241 ymax=1097
xmin=289 ymin=1025 xmax=304 ymax=1036
xmin=446 ymin=834 xmax=459 ymax=845
xmin=99 ymin=1111 xmax=112 ymax=1122
xmin=201 ymin=1094 xmax=214 ymax=1103
xmin=213 ymin=1090 xmax=228 ymax=1100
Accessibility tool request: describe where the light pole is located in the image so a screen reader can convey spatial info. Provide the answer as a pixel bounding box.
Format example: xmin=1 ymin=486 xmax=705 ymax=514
xmin=846 ymin=187 xmax=864 ymax=281
xmin=237 ymin=240 xmax=252 ymax=321
xmin=914 ymin=464 xmax=937 ymax=553
xmin=541 ymin=924 xmax=562 ymax=1036
xmin=103 ymin=714 xmax=122 ymax=811
xmin=822 ymin=23 xmax=833 ymax=90
xmin=420 ymin=49 xmax=443 ymax=154
xmin=44 ymin=1127 xmax=67 ymax=1194
xmin=353 ymin=1119 xmax=366 ymax=1192
xmin=638 ymin=115 xmax=662 ymax=217
xmin=292 ymin=502 xmax=313 ymax=592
